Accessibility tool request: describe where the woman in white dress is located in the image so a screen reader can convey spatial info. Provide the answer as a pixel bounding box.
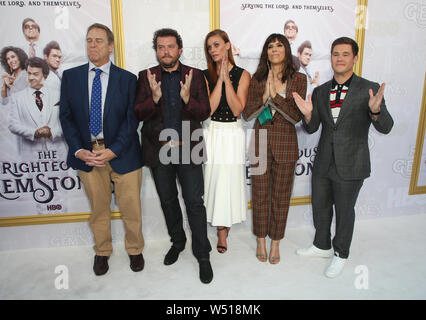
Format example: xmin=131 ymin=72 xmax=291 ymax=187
xmin=203 ymin=29 xmax=250 ymax=253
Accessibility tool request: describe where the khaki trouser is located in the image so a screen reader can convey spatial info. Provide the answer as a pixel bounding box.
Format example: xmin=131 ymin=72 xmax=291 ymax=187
xmin=78 ymin=145 xmax=144 ymax=256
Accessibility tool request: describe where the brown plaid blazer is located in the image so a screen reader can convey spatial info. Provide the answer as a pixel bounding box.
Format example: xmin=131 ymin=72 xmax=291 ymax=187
xmin=243 ymin=72 xmax=307 ymax=164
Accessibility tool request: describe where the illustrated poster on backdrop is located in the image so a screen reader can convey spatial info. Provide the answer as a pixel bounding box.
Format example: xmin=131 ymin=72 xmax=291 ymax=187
xmin=0 ymin=0 xmax=113 ymax=217
xmin=220 ymin=0 xmax=359 ymax=198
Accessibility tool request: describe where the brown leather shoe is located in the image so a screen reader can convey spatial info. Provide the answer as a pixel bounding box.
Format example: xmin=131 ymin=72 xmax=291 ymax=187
xmin=129 ymin=253 xmax=145 ymax=272
xmin=93 ymin=255 xmax=109 ymax=276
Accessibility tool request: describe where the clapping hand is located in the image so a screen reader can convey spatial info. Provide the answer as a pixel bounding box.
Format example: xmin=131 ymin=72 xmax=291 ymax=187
xmin=219 ymin=54 xmax=230 ymax=84
xmin=369 ymin=83 xmax=385 ymax=114
xmin=263 ymin=70 xmax=275 ymax=103
xmin=292 ymin=92 xmax=313 ymax=123
xmin=180 ymin=69 xmax=193 ymax=104
xmin=147 ymin=69 xmax=162 ymax=104
xmin=269 ymin=70 xmax=277 ymax=99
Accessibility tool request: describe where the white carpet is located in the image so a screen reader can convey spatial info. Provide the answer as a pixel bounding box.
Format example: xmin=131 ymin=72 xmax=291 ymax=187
xmin=0 ymin=213 xmax=425 ymax=300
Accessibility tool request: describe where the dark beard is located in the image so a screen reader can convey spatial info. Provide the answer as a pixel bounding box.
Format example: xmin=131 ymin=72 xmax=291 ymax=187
xmin=160 ymin=61 xmax=177 ymax=69
xmin=158 ymin=55 xmax=180 ymax=70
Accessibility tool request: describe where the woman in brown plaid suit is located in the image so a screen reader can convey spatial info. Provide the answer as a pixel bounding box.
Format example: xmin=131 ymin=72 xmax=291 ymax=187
xmin=243 ymin=33 xmax=306 ymax=264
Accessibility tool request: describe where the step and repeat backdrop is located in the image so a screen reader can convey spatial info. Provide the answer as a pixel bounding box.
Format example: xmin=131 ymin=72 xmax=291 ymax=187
xmin=0 ymin=0 xmax=425 ymax=251
xmin=0 ymin=0 xmax=113 ymax=220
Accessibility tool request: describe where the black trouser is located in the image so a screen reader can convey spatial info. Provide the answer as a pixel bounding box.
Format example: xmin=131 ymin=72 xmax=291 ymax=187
xmin=151 ymin=162 xmax=211 ymax=261
xmin=311 ymin=159 xmax=363 ymax=259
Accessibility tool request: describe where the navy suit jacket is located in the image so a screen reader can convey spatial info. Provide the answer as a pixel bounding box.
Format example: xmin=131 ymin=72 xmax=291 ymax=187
xmin=59 ymin=62 xmax=142 ymax=174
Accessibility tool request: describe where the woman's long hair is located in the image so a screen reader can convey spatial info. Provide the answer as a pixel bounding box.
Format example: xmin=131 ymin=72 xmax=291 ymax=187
xmin=253 ymin=33 xmax=295 ymax=83
xmin=204 ymin=29 xmax=236 ymax=85
xmin=0 ymin=46 xmax=28 ymax=75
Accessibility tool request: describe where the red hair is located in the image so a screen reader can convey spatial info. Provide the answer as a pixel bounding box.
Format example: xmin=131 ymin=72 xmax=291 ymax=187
xmin=204 ymin=29 xmax=235 ymax=84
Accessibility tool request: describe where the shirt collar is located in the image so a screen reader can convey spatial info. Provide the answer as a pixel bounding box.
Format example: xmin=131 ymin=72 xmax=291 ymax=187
xmin=89 ymin=60 xmax=111 ymax=75
xmin=332 ymin=73 xmax=354 ymax=88
xmin=161 ymin=61 xmax=181 ymax=74
xmin=32 ymin=85 xmax=45 ymax=95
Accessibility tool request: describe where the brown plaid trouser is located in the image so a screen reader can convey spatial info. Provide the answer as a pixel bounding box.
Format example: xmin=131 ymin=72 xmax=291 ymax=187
xmin=251 ymin=143 xmax=296 ymax=240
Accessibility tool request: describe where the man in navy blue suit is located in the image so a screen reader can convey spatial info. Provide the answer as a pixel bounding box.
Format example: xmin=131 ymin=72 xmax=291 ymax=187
xmin=59 ymin=23 xmax=144 ymax=276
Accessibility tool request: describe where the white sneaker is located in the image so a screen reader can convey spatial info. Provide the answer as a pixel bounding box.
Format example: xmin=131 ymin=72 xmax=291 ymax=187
xmin=325 ymin=256 xmax=346 ymax=278
xmin=296 ymin=245 xmax=334 ymax=258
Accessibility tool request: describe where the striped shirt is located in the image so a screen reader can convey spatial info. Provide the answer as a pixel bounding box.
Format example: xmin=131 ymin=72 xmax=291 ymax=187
xmin=330 ymin=75 xmax=353 ymax=123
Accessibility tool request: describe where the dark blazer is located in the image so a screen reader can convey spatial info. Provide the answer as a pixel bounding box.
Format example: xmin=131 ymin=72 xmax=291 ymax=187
xmin=303 ymin=73 xmax=393 ymax=180
xmin=244 ymin=71 xmax=307 ymax=164
xmin=133 ymin=62 xmax=210 ymax=167
xmin=59 ymin=62 xmax=142 ymax=174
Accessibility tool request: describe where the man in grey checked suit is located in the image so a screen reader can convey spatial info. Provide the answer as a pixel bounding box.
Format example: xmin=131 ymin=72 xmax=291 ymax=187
xmin=293 ymin=37 xmax=393 ymax=278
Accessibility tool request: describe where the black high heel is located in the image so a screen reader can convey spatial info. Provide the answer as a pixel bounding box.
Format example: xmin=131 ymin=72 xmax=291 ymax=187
xmin=216 ymin=227 xmax=230 ymax=253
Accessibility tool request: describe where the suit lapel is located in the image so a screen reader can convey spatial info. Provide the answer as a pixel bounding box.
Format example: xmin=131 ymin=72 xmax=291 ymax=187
xmin=103 ymin=63 xmax=118 ymax=122
xmin=320 ymin=80 xmax=333 ymax=125
xmin=153 ymin=65 xmax=162 ymax=81
xmin=41 ymin=89 xmax=52 ymax=124
xmin=26 ymin=88 xmax=44 ymax=128
xmin=80 ymin=64 xmax=90 ymax=121
xmin=180 ymin=63 xmax=189 ymax=82
xmin=335 ymin=74 xmax=360 ymax=126
xmin=45 ymin=86 xmax=60 ymax=124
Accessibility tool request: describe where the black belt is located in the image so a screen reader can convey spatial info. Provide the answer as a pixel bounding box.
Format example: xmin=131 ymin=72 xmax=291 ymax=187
xmin=211 ymin=114 xmax=237 ymax=122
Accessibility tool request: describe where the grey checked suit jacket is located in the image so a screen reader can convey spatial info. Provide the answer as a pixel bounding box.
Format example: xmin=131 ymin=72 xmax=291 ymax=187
xmin=303 ymin=74 xmax=393 ymax=180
